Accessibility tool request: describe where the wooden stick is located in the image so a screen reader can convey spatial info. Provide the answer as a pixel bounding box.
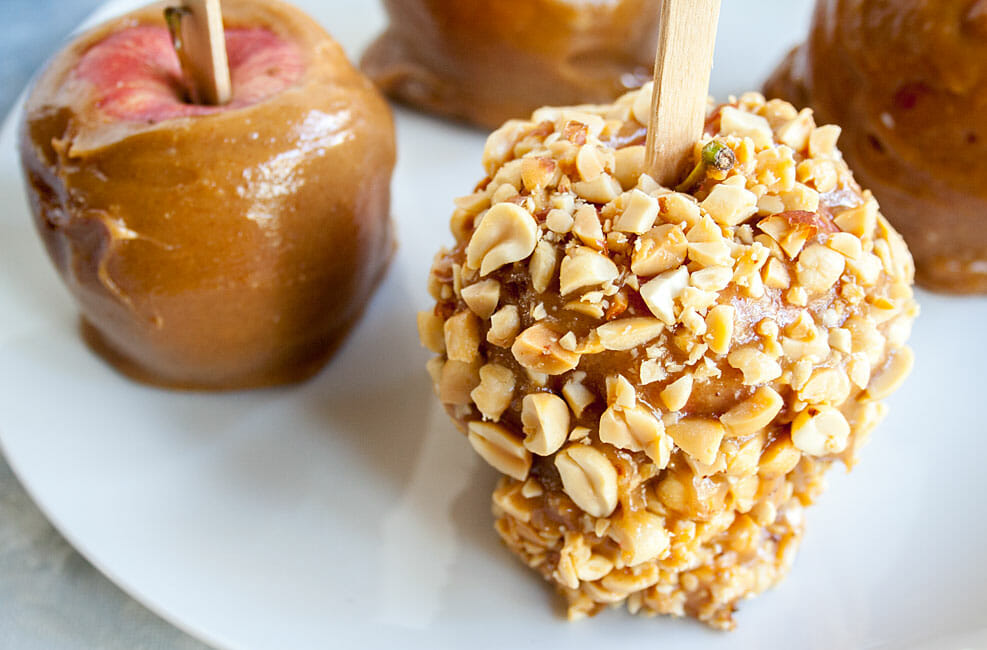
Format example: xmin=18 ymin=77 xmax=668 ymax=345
xmin=165 ymin=0 xmax=231 ymax=105
xmin=645 ymin=0 xmax=722 ymax=187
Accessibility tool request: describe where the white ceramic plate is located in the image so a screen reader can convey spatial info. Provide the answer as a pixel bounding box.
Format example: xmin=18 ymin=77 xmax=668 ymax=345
xmin=2 ymin=1 xmax=986 ymax=648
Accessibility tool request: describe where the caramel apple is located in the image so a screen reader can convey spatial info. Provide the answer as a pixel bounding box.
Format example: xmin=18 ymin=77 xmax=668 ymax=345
xmin=765 ymin=0 xmax=987 ymax=293
xmin=420 ymin=86 xmax=917 ymax=627
xmin=20 ymin=0 xmax=396 ymax=390
xmin=361 ymin=0 xmax=661 ymax=129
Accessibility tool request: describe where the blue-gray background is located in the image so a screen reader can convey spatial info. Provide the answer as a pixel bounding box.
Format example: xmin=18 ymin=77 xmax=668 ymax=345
xmin=1 ymin=1 xmax=206 ymax=647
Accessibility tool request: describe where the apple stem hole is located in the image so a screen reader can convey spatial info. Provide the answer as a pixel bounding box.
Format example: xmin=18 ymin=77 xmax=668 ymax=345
xmin=163 ymin=0 xmax=232 ymax=106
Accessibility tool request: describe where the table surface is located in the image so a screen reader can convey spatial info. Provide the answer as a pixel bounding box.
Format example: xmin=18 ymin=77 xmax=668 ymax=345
xmin=1 ymin=2 xmax=207 ymax=648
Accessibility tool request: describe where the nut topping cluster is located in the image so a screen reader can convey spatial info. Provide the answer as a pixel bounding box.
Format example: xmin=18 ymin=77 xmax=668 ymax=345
xmin=420 ymin=84 xmax=918 ymax=629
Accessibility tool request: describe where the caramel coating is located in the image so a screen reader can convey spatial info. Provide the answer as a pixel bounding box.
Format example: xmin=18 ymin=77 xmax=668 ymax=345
xmin=20 ymin=0 xmax=396 ymax=389
xmin=765 ymin=0 xmax=987 ymax=293
xmin=421 ymin=87 xmax=917 ymax=628
xmin=361 ymin=0 xmax=659 ymax=129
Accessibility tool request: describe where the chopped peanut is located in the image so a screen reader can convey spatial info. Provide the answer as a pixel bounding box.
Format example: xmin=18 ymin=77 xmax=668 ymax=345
xmin=469 ymin=421 xmax=531 ymax=480
xmin=512 ymin=323 xmax=581 ymax=375
xmin=560 ymin=246 xmax=619 ymax=296
xmin=521 ymin=393 xmax=571 ymax=456
xmin=466 ymin=203 xmax=538 ymax=276
xmin=555 ymin=445 xmax=619 ymax=518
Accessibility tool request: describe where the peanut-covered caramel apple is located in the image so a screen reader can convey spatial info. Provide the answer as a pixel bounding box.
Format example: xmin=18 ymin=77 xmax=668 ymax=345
xmin=765 ymin=0 xmax=987 ymax=293
xmin=420 ymin=86 xmax=917 ymax=628
xmin=361 ymin=0 xmax=660 ymax=129
xmin=20 ymin=0 xmax=395 ymax=389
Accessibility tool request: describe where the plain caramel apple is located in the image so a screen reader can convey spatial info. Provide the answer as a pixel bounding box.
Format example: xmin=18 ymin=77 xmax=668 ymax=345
xmin=361 ymin=0 xmax=662 ymax=129
xmin=20 ymin=0 xmax=396 ymax=389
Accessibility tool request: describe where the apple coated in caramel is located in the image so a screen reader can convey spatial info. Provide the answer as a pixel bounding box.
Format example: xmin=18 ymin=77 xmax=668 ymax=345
xmin=362 ymin=0 xmax=661 ymax=129
xmin=20 ymin=0 xmax=396 ymax=389
xmin=419 ymin=87 xmax=917 ymax=628
xmin=765 ymin=0 xmax=987 ymax=293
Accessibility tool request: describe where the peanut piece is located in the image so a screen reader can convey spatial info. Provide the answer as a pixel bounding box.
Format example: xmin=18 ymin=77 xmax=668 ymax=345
xmin=490 ymin=182 xmax=518 ymax=205
xmin=562 ymin=375 xmax=596 ymax=418
xmin=453 ymin=191 xmax=490 ymax=214
xmin=796 ymin=243 xmax=846 ymax=294
xmin=439 ymin=360 xmax=481 ymax=405
xmin=687 ymin=239 xmax=733 ymax=268
xmin=600 ymin=565 xmax=661 ymax=597
xmin=512 ymin=323 xmax=581 ymax=375
xmin=809 ymin=124 xmax=841 ymax=157
xmin=466 ymin=203 xmax=538 ymax=276
xmin=546 ymin=209 xmax=574 ymax=234
xmin=659 ymin=193 xmax=702 ymax=228
xmin=728 ymin=347 xmax=782 ymax=385
xmin=660 ymin=375 xmax=693 ymax=412
xmin=521 ymin=393 xmax=571 ymax=456
xmin=762 ymin=257 xmax=791 ymax=289
xmin=758 ymin=194 xmax=786 ymax=216
xmin=471 ymin=363 xmax=516 ymax=421
xmin=555 ymin=445 xmax=619 ymax=517
xmin=690 ymin=265 xmax=732 ymax=292
xmin=827 ymin=232 xmax=863 ymax=260
xmin=572 ymin=205 xmax=605 ymax=249
xmin=417 ymin=310 xmax=445 ymax=354
xmin=701 ymin=184 xmax=758 ymax=227
xmin=848 ymin=353 xmax=872 ymax=389
xmin=704 ymin=304 xmax=735 ymax=355
xmin=487 ymin=305 xmax=520 ymax=347
xmin=560 ymin=246 xmax=620 ymax=296
xmin=666 ymin=418 xmax=725 ymax=465
xmin=615 ymin=189 xmax=661 ymax=234
xmin=719 ymin=107 xmax=773 ymax=148
xmin=836 ymin=203 xmax=879 ymax=241
xmin=606 ymin=374 xmax=637 ymax=409
xmin=724 ymin=434 xmax=764 ymax=476
xmin=758 ymin=436 xmax=801 ymax=477
xmin=631 ymin=224 xmax=688 ymax=277
xmin=614 ymin=146 xmax=646 ymax=189
xmin=791 ymin=406 xmax=850 ymax=457
xmin=776 ymin=109 xmax=815 ymax=152
xmin=425 ymin=356 xmax=444 ymax=390
xmin=720 ymin=386 xmax=784 ymax=436
xmin=595 ymin=318 xmax=665 ymax=351
xmin=577 ymin=554 xmax=615 ymax=584
xmin=529 ymin=240 xmax=558 ymax=294
xmin=750 ymin=500 xmax=778 ymax=527
xmin=799 ymin=367 xmax=851 ymax=405
xmin=573 ymin=174 xmax=622 ymax=204
xmin=521 ymin=156 xmax=558 ymax=191
xmin=468 ymin=421 xmax=532 ymax=481
xmin=444 ymin=311 xmax=480 ymax=363
xmin=639 ymin=266 xmax=689 ymax=324
xmin=600 ymin=404 xmax=670 ymax=467
xmin=609 ymin=509 xmax=670 ymax=566
xmin=482 ymin=119 xmax=528 ymax=176
xmin=575 ymin=145 xmax=607 ymax=181
xmin=492 ymin=481 xmax=534 ymax=524
xmin=631 ymin=82 xmax=654 ymax=125
xmin=460 ymin=279 xmax=500 ymax=319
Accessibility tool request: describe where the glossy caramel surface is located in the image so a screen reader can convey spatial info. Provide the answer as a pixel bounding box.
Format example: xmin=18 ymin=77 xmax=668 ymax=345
xmin=765 ymin=0 xmax=987 ymax=293
xmin=361 ymin=0 xmax=660 ymax=129
xmin=20 ymin=0 xmax=396 ymax=389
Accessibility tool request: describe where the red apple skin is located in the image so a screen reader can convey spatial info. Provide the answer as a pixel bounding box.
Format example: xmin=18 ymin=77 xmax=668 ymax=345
xmin=74 ymin=25 xmax=305 ymax=122
xmin=20 ymin=0 xmax=396 ymax=390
